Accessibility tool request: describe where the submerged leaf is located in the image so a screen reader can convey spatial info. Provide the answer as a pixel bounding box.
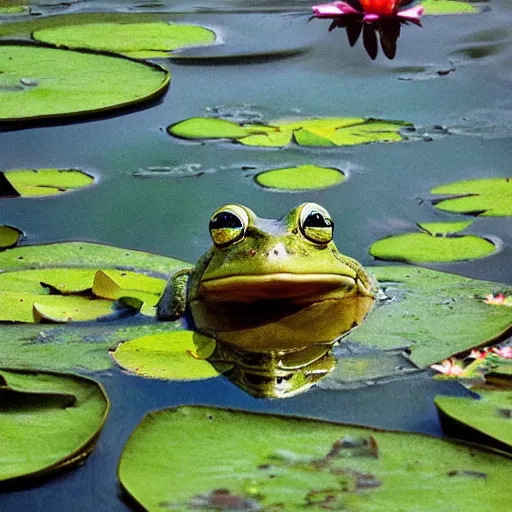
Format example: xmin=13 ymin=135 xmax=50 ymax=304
xmin=255 ymin=165 xmax=345 ymax=191
xmin=32 ymin=22 xmax=216 ymax=59
xmin=431 ymin=177 xmax=512 ymax=216
xmin=2 ymin=169 xmax=94 ymax=197
xmin=0 ymin=369 xmax=109 ymax=488
xmin=0 ymin=44 xmax=169 ymax=122
xmin=119 ymin=406 xmax=512 ymax=511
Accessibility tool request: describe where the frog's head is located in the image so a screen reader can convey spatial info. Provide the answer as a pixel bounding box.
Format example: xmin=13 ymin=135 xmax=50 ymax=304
xmin=189 ymin=202 xmax=374 ymax=304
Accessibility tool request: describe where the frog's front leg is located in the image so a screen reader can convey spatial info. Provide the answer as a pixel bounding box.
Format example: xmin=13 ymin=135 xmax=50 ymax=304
xmin=156 ymin=268 xmax=194 ymax=321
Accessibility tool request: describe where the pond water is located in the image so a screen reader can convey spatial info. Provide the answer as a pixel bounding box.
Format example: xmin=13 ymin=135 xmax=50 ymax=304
xmin=1 ymin=1 xmax=511 ymax=510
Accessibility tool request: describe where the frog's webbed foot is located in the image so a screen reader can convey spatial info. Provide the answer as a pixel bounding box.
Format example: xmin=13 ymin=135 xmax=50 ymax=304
xmin=156 ymin=268 xmax=193 ymax=321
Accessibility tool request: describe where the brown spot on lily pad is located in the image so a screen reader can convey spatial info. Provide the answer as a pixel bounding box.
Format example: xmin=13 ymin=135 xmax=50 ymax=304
xmin=189 ymin=489 xmax=261 ymax=510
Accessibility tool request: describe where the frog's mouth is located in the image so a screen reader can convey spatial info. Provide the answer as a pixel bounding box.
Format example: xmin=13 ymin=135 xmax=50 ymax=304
xmin=198 ymin=273 xmax=371 ymax=302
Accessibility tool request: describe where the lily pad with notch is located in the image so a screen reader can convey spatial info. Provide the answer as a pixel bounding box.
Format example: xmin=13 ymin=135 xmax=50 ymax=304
xmin=0 ymin=169 xmax=94 ymax=198
xmin=369 ymin=220 xmax=496 ymax=263
xmin=0 ymin=225 xmax=23 ymax=249
xmin=0 ymin=368 xmax=109 ymax=489
xmin=32 ymin=22 xmax=216 ymax=59
xmin=431 ymin=177 xmax=512 ymax=217
xmin=0 ymin=43 xmax=170 ymax=123
xmin=118 ymin=405 xmax=512 ymax=512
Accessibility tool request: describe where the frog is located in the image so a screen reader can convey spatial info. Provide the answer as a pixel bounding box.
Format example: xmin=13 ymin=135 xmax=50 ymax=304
xmin=157 ymin=203 xmax=376 ymax=350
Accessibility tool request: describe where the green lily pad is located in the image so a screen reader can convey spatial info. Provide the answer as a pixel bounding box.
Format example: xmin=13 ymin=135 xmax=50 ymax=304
xmin=485 ymin=366 xmax=512 ymax=388
xmin=435 ymin=393 xmax=512 ymax=454
xmin=0 ymin=225 xmax=23 ymax=249
xmin=350 ymin=266 xmax=512 ymax=368
xmin=422 ymin=0 xmax=479 ymax=15
xmin=118 ymin=406 xmax=512 ymax=511
xmin=0 ymin=368 xmax=109 ymax=488
xmin=111 ymin=331 xmax=229 ymax=381
xmin=431 ymin=177 xmax=512 ymax=216
xmin=0 ymin=43 xmax=169 ymax=122
xmin=254 ymin=165 xmax=345 ymax=191
xmin=168 ymin=117 xmax=412 ymax=148
xmin=369 ymin=221 xmax=495 ymax=263
xmin=32 ymin=22 xmax=216 ymax=59
xmin=1 ymin=169 xmax=94 ymax=197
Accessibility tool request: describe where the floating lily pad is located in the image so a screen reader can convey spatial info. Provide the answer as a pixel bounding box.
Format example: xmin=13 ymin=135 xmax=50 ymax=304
xmin=422 ymin=0 xmax=479 ymax=15
xmin=435 ymin=393 xmax=512 ymax=454
xmin=350 ymin=266 xmax=512 ymax=368
xmin=0 ymin=225 xmax=23 ymax=249
xmin=111 ymin=331 xmax=229 ymax=381
xmin=118 ymin=406 xmax=512 ymax=511
xmin=0 ymin=368 xmax=109 ymax=488
xmin=32 ymin=22 xmax=216 ymax=59
xmin=431 ymin=177 xmax=512 ymax=216
xmin=168 ymin=117 xmax=412 ymax=148
xmin=1 ymin=169 xmax=94 ymax=197
xmin=0 ymin=43 xmax=169 ymax=122
xmin=255 ymin=165 xmax=345 ymax=191
xmin=369 ymin=221 xmax=495 ymax=263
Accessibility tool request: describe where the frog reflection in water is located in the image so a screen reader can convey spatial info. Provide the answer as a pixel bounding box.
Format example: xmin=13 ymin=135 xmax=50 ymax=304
xmin=157 ymin=203 xmax=376 ymax=397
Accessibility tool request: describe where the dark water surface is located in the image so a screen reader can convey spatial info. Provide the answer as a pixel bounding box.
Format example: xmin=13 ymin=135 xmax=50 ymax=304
xmin=1 ymin=1 xmax=511 ymax=510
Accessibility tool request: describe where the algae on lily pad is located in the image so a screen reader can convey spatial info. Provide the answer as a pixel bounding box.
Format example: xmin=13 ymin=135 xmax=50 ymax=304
xmin=350 ymin=266 xmax=512 ymax=368
xmin=0 ymin=368 xmax=109 ymax=488
xmin=1 ymin=169 xmax=94 ymax=197
xmin=431 ymin=177 xmax=512 ymax=216
xmin=168 ymin=117 xmax=412 ymax=148
xmin=422 ymin=0 xmax=479 ymax=15
xmin=255 ymin=165 xmax=345 ymax=191
xmin=435 ymin=393 xmax=512 ymax=454
xmin=111 ymin=331 xmax=229 ymax=381
xmin=33 ymin=22 xmax=216 ymax=59
xmin=0 ymin=43 xmax=169 ymax=122
xmin=369 ymin=221 xmax=495 ymax=263
xmin=0 ymin=225 xmax=23 ymax=249
xmin=118 ymin=406 xmax=512 ymax=512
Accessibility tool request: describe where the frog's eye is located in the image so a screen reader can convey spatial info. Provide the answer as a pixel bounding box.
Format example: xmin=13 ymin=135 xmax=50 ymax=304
xmin=209 ymin=205 xmax=249 ymax=247
xmin=299 ymin=203 xmax=334 ymax=245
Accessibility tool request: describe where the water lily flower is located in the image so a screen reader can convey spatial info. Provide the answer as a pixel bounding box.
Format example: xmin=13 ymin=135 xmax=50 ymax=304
xmin=430 ymin=358 xmax=465 ymax=377
xmin=483 ymin=292 xmax=512 ymax=307
xmin=492 ymin=346 xmax=512 ymax=359
xmin=312 ymin=0 xmax=424 ymax=59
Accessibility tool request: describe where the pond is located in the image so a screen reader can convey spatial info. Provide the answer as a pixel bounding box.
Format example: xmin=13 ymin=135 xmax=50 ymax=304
xmin=0 ymin=1 xmax=511 ymax=511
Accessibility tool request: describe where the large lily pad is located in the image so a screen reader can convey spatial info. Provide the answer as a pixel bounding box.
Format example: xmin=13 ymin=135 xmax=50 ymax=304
xmin=350 ymin=266 xmax=512 ymax=368
xmin=422 ymin=0 xmax=479 ymax=15
xmin=369 ymin=221 xmax=496 ymax=263
xmin=32 ymin=22 xmax=216 ymax=59
xmin=0 ymin=225 xmax=23 ymax=249
xmin=0 ymin=368 xmax=109 ymax=488
xmin=431 ymin=177 xmax=512 ymax=216
xmin=111 ymin=331 xmax=229 ymax=381
xmin=0 ymin=169 xmax=94 ymax=197
xmin=0 ymin=43 xmax=169 ymax=122
xmin=118 ymin=406 xmax=512 ymax=511
xmin=435 ymin=392 xmax=512 ymax=454
xmin=255 ymin=165 xmax=345 ymax=191
xmin=168 ymin=117 xmax=412 ymax=148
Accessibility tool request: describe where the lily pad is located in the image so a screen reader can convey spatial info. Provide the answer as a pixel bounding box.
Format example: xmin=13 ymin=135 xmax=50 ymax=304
xmin=168 ymin=117 xmax=412 ymax=148
xmin=435 ymin=393 xmax=512 ymax=454
xmin=254 ymin=165 xmax=345 ymax=191
xmin=32 ymin=22 xmax=216 ymax=59
xmin=0 ymin=43 xmax=169 ymax=122
xmin=1 ymin=169 xmax=94 ymax=197
xmin=111 ymin=331 xmax=229 ymax=381
xmin=0 ymin=368 xmax=109 ymax=488
xmin=118 ymin=406 xmax=512 ymax=512
xmin=369 ymin=221 xmax=495 ymax=263
xmin=422 ymin=0 xmax=479 ymax=15
xmin=350 ymin=266 xmax=512 ymax=368
xmin=431 ymin=177 xmax=512 ymax=216
xmin=0 ymin=225 xmax=23 ymax=249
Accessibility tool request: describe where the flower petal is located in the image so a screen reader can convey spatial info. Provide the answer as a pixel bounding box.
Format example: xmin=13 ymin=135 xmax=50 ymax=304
xmin=312 ymin=1 xmax=360 ymax=17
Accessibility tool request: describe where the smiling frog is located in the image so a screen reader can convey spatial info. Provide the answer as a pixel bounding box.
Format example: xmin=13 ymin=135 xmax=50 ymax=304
xmin=157 ymin=203 xmax=375 ymax=350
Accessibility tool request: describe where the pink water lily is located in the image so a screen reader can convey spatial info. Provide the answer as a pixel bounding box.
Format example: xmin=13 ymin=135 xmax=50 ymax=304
xmin=312 ymin=0 xmax=424 ymax=59
xmin=430 ymin=358 xmax=465 ymax=377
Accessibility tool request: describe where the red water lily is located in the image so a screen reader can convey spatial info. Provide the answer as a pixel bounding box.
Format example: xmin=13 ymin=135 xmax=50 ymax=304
xmin=312 ymin=0 xmax=424 ymax=59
